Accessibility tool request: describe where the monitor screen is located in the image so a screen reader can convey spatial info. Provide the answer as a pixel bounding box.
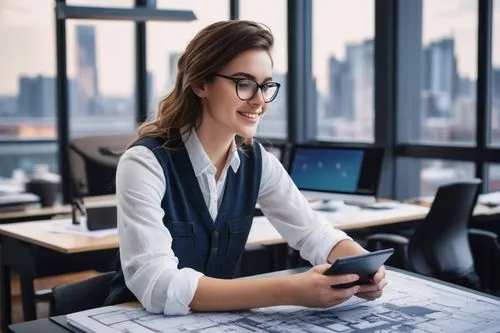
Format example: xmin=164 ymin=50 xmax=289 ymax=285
xmin=288 ymin=145 xmax=384 ymax=204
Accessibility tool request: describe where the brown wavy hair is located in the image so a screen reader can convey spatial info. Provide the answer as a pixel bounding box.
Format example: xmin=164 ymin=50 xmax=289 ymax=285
xmin=135 ymin=20 xmax=274 ymax=148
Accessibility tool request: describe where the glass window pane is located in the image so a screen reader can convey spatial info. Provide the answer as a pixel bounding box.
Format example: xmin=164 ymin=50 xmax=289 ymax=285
xmin=146 ymin=0 xmax=228 ymax=119
xmin=488 ymin=164 xmax=500 ymax=191
xmin=66 ymin=0 xmax=133 ymax=8
xmin=240 ymin=0 xmax=288 ymax=139
xmin=0 ymin=143 xmax=58 ymax=179
xmin=313 ymin=0 xmax=375 ymax=142
xmin=0 ymin=0 xmax=56 ymax=140
xmin=418 ymin=0 xmax=477 ymax=145
xmin=66 ymin=20 xmax=136 ymax=137
xmin=396 ymin=158 xmax=475 ymax=198
xmin=491 ymin=0 xmax=500 ymax=145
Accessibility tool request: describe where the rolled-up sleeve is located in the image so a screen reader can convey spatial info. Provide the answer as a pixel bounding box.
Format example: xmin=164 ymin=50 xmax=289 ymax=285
xmin=116 ymin=146 xmax=203 ymax=315
xmin=257 ymin=145 xmax=352 ymax=265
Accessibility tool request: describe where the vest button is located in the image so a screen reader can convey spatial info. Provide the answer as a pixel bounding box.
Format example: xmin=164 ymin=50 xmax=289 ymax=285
xmin=213 ymin=231 xmax=219 ymax=237
xmin=211 ymin=247 xmax=218 ymax=253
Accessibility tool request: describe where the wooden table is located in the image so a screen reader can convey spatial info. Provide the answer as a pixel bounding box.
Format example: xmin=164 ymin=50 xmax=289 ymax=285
xmin=0 ymin=201 xmax=429 ymax=331
xmin=8 ymin=267 xmax=500 ymax=333
xmin=0 ymin=195 xmax=117 ymax=224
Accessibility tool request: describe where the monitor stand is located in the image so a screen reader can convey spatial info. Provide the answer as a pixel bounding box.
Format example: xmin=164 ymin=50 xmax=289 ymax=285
xmin=315 ymin=199 xmax=345 ymax=212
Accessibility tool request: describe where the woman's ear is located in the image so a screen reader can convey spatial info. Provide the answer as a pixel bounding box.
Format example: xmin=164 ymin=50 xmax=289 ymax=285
xmin=191 ymin=81 xmax=208 ymax=99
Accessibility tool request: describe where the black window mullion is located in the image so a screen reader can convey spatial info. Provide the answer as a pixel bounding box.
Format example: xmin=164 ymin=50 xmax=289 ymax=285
xmin=477 ymin=0 xmax=493 ymax=191
xmin=55 ymin=0 xmax=72 ymax=203
xmin=374 ymin=0 xmax=397 ymax=198
xmin=230 ymin=0 xmax=239 ymax=19
xmin=135 ymin=0 xmax=148 ymax=124
xmin=287 ymin=0 xmax=313 ymax=143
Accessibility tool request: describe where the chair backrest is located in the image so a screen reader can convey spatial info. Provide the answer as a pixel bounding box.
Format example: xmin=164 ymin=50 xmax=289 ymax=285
xmin=408 ymin=179 xmax=481 ymax=282
xmin=69 ymin=134 xmax=135 ymax=197
xmin=49 ymin=272 xmax=115 ymax=316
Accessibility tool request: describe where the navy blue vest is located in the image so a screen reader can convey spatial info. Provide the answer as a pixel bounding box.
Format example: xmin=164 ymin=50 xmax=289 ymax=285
xmin=105 ymin=135 xmax=262 ymax=305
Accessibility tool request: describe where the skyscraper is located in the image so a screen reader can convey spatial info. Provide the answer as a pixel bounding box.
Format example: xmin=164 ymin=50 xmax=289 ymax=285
xmin=328 ymin=39 xmax=374 ymax=123
xmin=328 ymin=57 xmax=353 ymax=119
xmin=166 ymin=52 xmax=181 ymax=92
xmin=421 ymin=38 xmax=458 ymax=117
xmin=76 ymin=25 xmax=99 ymax=115
xmin=17 ymin=75 xmax=55 ymax=118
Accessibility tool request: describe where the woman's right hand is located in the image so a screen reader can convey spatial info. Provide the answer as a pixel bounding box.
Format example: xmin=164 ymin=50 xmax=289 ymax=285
xmin=288 ymin=264 xmax=361 ymax=308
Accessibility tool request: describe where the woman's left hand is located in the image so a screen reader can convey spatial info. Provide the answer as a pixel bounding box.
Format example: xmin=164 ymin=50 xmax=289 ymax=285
xmin=355 ymin=265 xmax=388 ymax=300
xmin=327 ymin=239 xmax=388 ymax=301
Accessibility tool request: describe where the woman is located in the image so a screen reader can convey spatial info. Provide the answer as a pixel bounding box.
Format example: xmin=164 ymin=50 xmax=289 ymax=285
xmin=105 ymin=20 xmax=387 ymax=315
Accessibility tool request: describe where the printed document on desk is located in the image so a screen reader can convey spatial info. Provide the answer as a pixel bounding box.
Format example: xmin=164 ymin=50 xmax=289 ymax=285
xmin=47 ymin=220 xmax=117 ymax=238
xmin=319 ymin=202 xmax=429 ymax=227
xmin=66 ymin=269 xmax=500 ymax=333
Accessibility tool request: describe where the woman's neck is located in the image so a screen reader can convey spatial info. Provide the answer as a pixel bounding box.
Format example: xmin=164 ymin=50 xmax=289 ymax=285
xmin=195 ymin=122 xmax=234 ymax=178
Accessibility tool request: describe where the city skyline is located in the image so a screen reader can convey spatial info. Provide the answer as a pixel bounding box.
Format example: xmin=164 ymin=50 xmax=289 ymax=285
xmin=1 ymin=0 xmax=500 ymax=196
xmin=1 ymin=0 xmax=500 ymax=97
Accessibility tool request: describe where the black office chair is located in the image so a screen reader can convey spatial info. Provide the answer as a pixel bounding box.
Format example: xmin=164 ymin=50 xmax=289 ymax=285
xmin=468 ymin=228 xmax=500 ymax=294
xmin=49 ymin=272 xmax=115 ymax=316
xmin=367 ymin=180 xmax=483 ymax=290
xmin=69 ymin=134 xmax=135 ymax=197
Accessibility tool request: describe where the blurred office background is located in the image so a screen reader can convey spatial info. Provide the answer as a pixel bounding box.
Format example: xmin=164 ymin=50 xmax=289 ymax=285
xmin=0 ymin=0 xmax=499 ymax=202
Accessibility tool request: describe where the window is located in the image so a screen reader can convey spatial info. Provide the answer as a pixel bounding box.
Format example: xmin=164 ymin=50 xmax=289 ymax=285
xmin=146 ymin=0 xmax=228 ymax=119
xmin=66 ymin=0 xmax=133 ymax=8
xmin=417 ymin=0 xmax=478 ymax=145
xmin=0 ymin=0 xmax=59 ymax=178
xmin=0 ymin=143 xmax=58 ymax=178
xmin=396 ymin=158 xmax=475 ymax=199
xmin=240 ymin=0 xmax=288 ymax=139
xmin=66 ymin=20 xmax=136 ymax=137
xmin=313 ymin=0 xmax=375 ymax=142
xmin=491 ymin=0 xmax=500 ymax=145
xmin=488 ymin=164 xmax=500 ymax=191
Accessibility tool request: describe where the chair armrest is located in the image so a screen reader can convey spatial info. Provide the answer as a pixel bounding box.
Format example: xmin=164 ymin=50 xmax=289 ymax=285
xmin=366 ymin=233 xmax=410 ymax=270
xmin=366 ymin=233 xmax=410 ymax=245
xmin=469 ymin=228 xmax=498 ymax=241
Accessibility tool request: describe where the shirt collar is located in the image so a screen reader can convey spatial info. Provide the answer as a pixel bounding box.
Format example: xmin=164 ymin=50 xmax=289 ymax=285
xmin=181 ymin=126 xmax=240 ymax=177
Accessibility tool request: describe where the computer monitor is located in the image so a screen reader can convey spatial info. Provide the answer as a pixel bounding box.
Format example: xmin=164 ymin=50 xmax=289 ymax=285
xmin=288 ymin=144 xmax=384 ymax=205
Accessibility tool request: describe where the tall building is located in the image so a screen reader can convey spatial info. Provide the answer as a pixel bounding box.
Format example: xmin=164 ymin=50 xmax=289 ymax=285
xmin=347 ymin=39 xmax=374 ymax=124
xmin=328 ymin=39 xmax=374 ymax=123
xmin=421 ymin=38 xmax=458 ymax=117
xmin=76 ymin=25 xmax=99 ymax=115
xmin=493 ymin=68 xmax=500 ymax=102
xmin=17 ymin=75 xmax=56 ymax=118
xmin=328 ymin=57 xmax=353 ymax=119
xmin=166 ymin=52 xmax=181 ymax=92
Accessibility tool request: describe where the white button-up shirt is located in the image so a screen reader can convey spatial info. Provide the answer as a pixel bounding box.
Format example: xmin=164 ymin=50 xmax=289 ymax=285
xmin=116 ymin=128 xmax=351 ymax=315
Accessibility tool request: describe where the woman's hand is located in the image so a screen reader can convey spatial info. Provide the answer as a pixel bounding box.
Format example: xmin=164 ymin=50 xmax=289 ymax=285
xmin=327 ymin=239 xmax=388 ymax=301
xmin=288 ymin=264 xmax=361 ymax=308
xmin=355 ymin=265 xmax=388 ymax=300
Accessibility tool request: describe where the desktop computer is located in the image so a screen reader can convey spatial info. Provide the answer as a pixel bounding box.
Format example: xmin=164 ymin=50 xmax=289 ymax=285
xmin=288 ymin=144 xmax=384 ymax=209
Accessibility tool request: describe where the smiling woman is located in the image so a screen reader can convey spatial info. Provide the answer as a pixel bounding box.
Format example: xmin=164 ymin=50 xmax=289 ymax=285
xmin=105 ymin=20 xmax=387 ymax=316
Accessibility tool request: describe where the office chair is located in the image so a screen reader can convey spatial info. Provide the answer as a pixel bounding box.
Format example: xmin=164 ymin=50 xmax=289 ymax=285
xmin=49 ymin=272 xmax=115 ymax=316
xmin=366 ymin=180 xmax=483 ymax=290
xmin=69 ymin=134 xmax=135 ymax=197
xmin=468 ymin=228 xmax=500 ymax=294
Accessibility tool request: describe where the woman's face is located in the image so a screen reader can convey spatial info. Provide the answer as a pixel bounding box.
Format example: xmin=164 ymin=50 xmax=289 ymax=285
xmin=201 ymin=49 xmax=275 ymax=139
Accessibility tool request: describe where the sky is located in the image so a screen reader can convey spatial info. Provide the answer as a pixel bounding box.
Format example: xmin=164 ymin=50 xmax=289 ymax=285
xmin=0 ymin=0 xmax=499 ymax=97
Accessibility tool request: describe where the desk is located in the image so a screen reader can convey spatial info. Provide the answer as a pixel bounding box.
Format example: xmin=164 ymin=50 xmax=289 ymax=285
xmin=0 ymin=202 xmax=428 ymax=331
xmin=8 ymin=267 xmax=500 ymax=333
xmin=0 ymin=195 xmax=117 ymax=224
xmin=407 ymin=196 xmax=500 ymax=217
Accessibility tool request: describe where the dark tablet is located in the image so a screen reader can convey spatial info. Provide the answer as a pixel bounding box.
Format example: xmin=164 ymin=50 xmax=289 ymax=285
xmin=324 ymin=248 xmax=394 ymax=288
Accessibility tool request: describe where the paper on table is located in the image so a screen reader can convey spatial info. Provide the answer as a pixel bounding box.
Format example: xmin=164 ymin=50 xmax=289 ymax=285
xmin=66 ymin=269 xmax=500 ymax=333
xmin=46 ymin=220 xmax=117 ymax=238
xmin=247 ymin=216 xmax=282 ymax=245
xmin=478 ymin=191 xmax=500 ymax=206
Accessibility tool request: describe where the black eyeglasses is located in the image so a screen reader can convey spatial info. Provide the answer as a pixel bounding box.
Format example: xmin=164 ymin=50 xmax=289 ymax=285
xmin=214 ymin=74 xmax=281 ymax=103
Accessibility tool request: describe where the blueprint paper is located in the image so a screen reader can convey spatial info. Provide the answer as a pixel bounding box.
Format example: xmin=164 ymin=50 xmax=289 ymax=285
xmin=67 ymin=270 xmax=500 ymax=333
